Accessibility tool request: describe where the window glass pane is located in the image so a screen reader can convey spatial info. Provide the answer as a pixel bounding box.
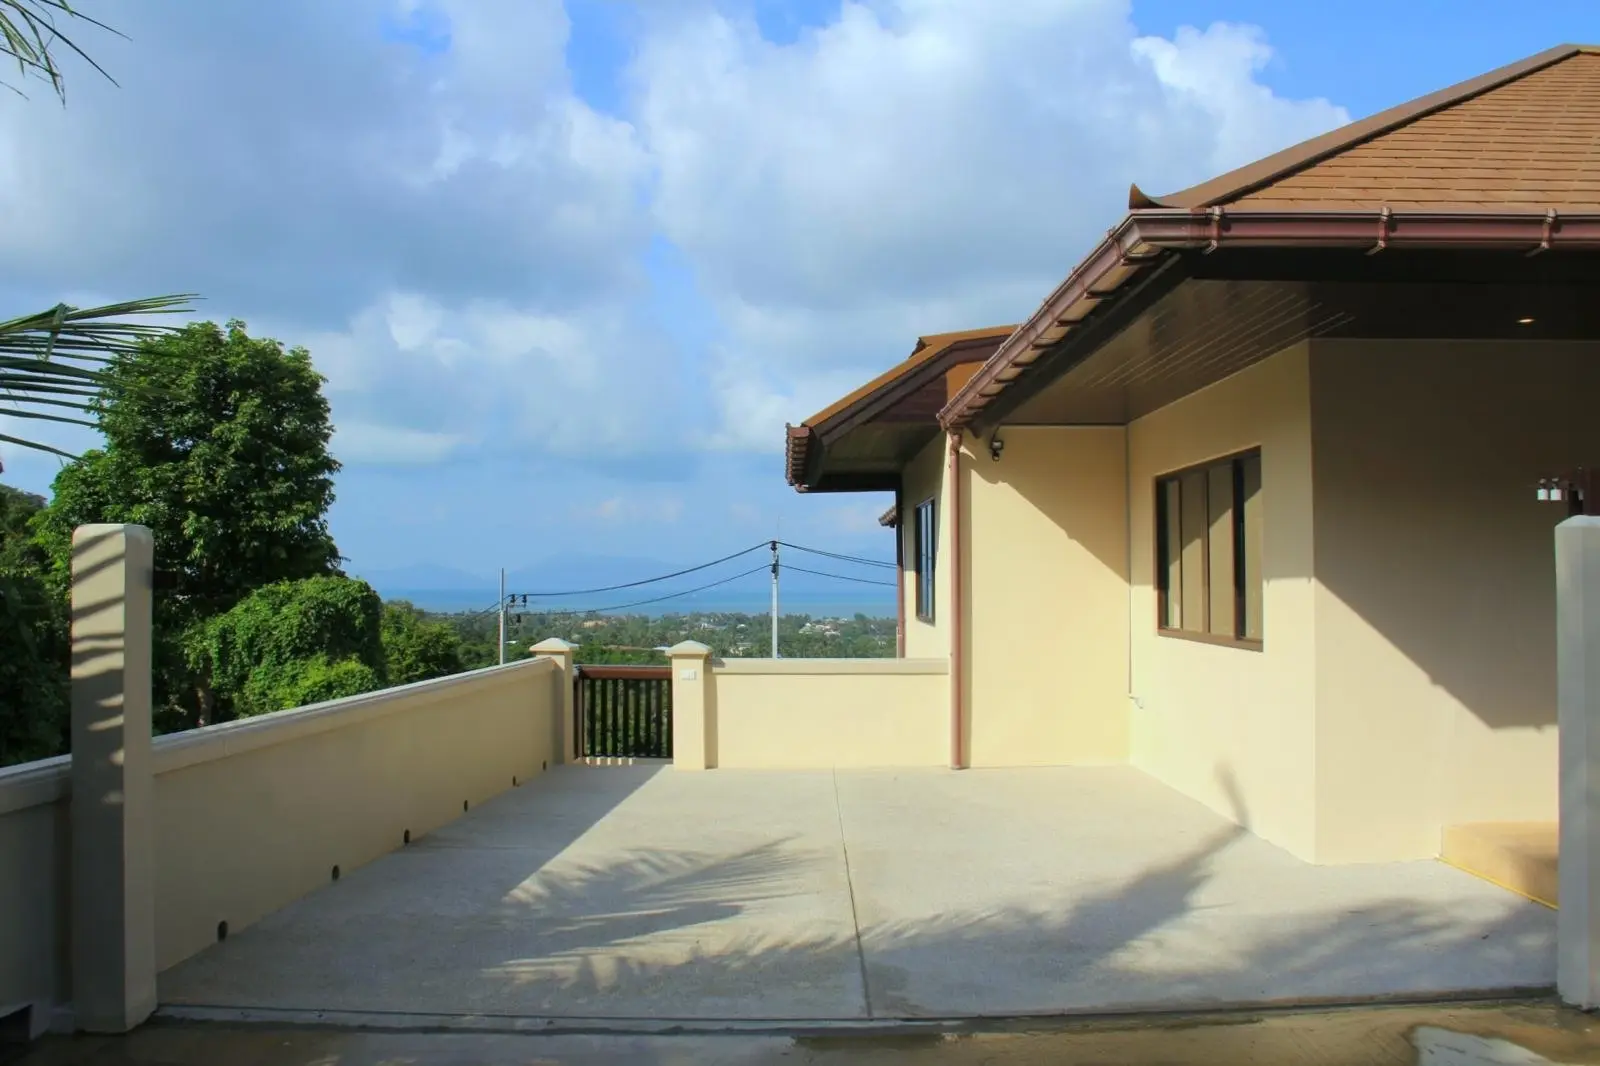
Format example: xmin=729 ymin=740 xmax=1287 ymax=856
xmin=1240 ymin=453 xmax=1264 ymax=641
xmin=915 ymin=498 xmax=936 ymax=622
xmin=1160 ymin=479 xmax=1182 ymax=629
xmin=1206 ymin=463 xmax=1236 ymax=637
xmin=1179 ymin=470 xmax=1207 ymax=633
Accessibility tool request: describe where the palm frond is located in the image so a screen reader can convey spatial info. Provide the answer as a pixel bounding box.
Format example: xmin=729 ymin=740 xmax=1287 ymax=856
xmin=0 ymin=294 xmax=196 ymax=470
xmin=0 ymin=0 xmax=124 ymax=101
xmin=0 ymin=430 xmax=72 ymax=461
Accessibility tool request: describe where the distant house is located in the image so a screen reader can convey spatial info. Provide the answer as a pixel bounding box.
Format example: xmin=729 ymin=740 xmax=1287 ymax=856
xmin=785 ymin=44 xmax=1600 ymax=864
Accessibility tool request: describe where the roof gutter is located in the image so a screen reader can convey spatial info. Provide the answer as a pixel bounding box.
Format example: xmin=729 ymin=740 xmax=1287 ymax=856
xmin=941 ymin=208 xmax=1600 ymax=429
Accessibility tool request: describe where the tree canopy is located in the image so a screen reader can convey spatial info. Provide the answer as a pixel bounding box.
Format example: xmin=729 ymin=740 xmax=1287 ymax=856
xmin=31 ymin=320 xmax=344 ymax=726
xmin=36 ymin=320 xmax=342 ymax=620
xmin=189 ymin=576 xmax=386 ymax=718
xmin=381 ymin=601 xmax=466 ymax=687
xmin=0 ymin=483 xmax=67 ymax=765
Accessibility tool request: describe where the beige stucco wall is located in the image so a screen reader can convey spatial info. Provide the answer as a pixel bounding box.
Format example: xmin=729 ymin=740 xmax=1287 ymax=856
xmin=706 ymin=658 xmax=949 ymax=768
xmin=1309 ymin=339 xmax=1600 ymax=861
xmin=150 ymin=658 xmax=561 ymax=971
xmin=1127 ymin=343 xmax=1320 ymax=860
xmin=962 ymin=426 xmax=1131 ymax=766
xmin=0 ymin=758 xmax=70 ymax=1038
xmin=901 ymin=433 xmax=951 ymax=660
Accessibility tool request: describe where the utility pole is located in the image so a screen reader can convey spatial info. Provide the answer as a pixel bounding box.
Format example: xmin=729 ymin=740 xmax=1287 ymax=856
xmin=770 ymin=539 xmax=780 ymax=658
xmin=498 ymin=567 xmax=507 ymax=666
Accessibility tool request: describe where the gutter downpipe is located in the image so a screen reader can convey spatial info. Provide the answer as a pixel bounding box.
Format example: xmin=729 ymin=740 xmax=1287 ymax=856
xmin=895 ymin=482 xmax=906 ymax=658
xmin=947 ymin=429 xmax=965 ymax=770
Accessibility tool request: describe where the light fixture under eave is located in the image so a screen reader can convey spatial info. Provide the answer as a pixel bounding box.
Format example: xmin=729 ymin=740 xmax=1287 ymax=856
xmin=1518 ymin=316 xmax=1536 ymax=325
xmin=988 ymin=434 xmax=1005 ymax=462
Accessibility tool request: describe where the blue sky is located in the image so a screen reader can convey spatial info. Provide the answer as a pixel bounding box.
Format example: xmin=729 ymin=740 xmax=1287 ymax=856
xmin=1 ymin=0 xmax=1595 ymax=583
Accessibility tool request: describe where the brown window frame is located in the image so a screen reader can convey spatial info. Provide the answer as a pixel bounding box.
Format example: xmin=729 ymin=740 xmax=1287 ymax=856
xmin=913 ymin=497 xmax=937 ymax=623
xmin=1154 ymin=449 xmax=1263 ymax=650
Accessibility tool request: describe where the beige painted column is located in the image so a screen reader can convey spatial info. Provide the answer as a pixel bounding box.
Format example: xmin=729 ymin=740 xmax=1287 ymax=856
xmin=70 ymin=524 xmax=157 ymax=1033
xmin=668 ymin=641 xmax=712 ymax=770
xmin=531 ymin=638 xmax=577 ymax=764
xmin=1559 ymin=515 xmax=1600 ymax=1008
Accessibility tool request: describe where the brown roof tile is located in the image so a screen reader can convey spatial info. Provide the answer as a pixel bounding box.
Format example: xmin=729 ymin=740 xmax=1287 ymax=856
xmin=797 ymin=324 xmax=1017 ymax=429
xmin=1137 ymin=45 xmax=1600 ymax=212
xmin=1237 ymin=52 xmax=1600 ymax=210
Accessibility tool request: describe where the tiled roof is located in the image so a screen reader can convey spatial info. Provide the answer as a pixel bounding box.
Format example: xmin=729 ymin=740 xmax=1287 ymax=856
xmin=1235 ymin=52 xmax=1600 ymax=210
xmin=1133 ymin=44 xmax=1600 ymax=212
xmin=943 ymin=43 xmax=1600 ymax=432
xmin=798 ymin=325 xmax=1017 ymax=430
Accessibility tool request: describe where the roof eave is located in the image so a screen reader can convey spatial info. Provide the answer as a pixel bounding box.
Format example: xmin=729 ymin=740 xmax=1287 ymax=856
xmin=940 ymin=207 xmax=1600 ymax=429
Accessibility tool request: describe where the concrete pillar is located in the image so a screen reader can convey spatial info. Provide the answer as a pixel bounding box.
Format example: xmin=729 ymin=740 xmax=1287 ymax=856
xmin=69 ymin=524 xmax=157 ymax=1033
xmin=667 ymin=641 xmax=712 ymax=770
xmin=1558 ymin=515 xmax=1600 ymax=1008
xmin=531 ymin=638 xmax=577 ymax=764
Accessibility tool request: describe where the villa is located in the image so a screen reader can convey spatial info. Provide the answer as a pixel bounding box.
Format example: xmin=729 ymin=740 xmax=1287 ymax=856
xmin=786 ymin=42 xmax=1600 ymax=866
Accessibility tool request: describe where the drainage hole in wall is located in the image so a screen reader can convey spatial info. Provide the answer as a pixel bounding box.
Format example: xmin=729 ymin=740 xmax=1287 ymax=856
xmin=542 ymin=760 xmax=547 ymax=771
xmin=403 ymin=829 xmax=411 ymax=845
xmin=216 ymin=921 xmax=229 ymax=942
xmin=331 ymin=865 xmax=341 ymax=882
xmin=512 ymin=775 xmax=518 ymax=787
xmin=463 ymin=799 xmax=470 ymax=812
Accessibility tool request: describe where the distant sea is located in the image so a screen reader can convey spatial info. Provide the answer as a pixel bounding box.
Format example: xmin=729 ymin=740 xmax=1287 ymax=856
xmin=380 ymin=587 xmax=897 ymax=619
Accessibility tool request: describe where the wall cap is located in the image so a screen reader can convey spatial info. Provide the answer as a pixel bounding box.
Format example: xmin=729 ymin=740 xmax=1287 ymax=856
xmin=530 ymin=637 xmax=577 ymax=655
xmin=667 ymin=640 xmax=713 ymax=658
xmin=712 ymin=657 xmax=949 ymax=676
xmin=151 ymin=658 xmax=555 ymax=776
xmin=0 ymin=754 xmax=70 ymax=815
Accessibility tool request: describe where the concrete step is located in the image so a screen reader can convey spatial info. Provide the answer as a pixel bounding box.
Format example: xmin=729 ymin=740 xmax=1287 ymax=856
xmin=1440 ymin=823 xmax=1557 ymax=908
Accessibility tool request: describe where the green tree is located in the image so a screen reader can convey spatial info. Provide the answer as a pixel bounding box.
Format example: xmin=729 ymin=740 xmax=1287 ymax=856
xmin=0 ymin=483 xmax=68 ymax=765
xmin=240 ymin=656 xmax=382 ymax=716
xmin=189 ymin=576 xmax=385 ymax=719
xmin=34 ymin=321 xmax=343 ymax=725
xmin=381 ymin=601 xmax=465 ymax=686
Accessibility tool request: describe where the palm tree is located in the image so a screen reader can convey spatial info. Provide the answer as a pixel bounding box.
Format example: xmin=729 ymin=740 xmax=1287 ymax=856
xmin=0 ymin=4 xmax=196 ymax=471
xmin=0 ymin=298 xmax=196 ymax=470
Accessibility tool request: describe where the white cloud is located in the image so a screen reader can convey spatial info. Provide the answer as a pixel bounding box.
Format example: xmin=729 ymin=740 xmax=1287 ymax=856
xmin=629 ymin=1 xmax=1349 ymax=452
xmin=294 ymin=290 xmax=684 ymax=464
xmin=0 ymin=0 xmax=1367 ymax=576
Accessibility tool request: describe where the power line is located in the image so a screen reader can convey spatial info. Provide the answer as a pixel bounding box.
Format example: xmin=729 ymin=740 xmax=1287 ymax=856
xmin=504 ymin=542 xmax=768 ymax=598
xmin=778 ymin=540 xmax=897 ymax=570
xmin=518 ymin=564 xmax=770 ymax=616
xmin=782 ymin=563 xmax=898 ymax=588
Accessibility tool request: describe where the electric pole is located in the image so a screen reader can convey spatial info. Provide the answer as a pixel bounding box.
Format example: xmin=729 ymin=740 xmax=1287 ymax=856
xmin=770 ymin=539 xmax=780 ymax=658
xmin=498 ymin=567 xmax=507 ymax=666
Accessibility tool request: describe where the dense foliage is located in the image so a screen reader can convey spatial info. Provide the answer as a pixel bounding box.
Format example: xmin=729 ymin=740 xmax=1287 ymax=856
xmin=381 ymin=601 xmax=466 ymax=686
xmin=32 ymin=321 xmax=343 ymax=727
xmin=188 ymin=576 xmax=386 ymax=718
xmin=0 ymin=485 xmax=68 ymax=765
xmin=0 ymin=322 xmax=470 ymax=766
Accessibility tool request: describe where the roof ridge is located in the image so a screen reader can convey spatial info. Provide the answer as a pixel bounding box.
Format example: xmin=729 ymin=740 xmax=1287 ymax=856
xmin=1130 ymin=43 xmax=1589 ymax=211
xmin=912 ymin=324 xmax=1018 ymax=350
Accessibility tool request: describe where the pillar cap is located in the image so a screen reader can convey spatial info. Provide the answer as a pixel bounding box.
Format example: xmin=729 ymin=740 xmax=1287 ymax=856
xmin=666 ymin=640 xmax=712 ymax=658
xmin=530 ymin=637 xmax=577 ymax=655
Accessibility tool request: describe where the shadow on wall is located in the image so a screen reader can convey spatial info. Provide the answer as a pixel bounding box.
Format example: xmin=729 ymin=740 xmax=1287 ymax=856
xmin=965 ymin=427 xmax=1130 ymax=581
xmin=1308 ymin=339 xmax=1600 ymax=732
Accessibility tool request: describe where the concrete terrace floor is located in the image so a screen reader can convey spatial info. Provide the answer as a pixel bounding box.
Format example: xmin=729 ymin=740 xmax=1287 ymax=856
xmin=156 ymin=764 xmax=1556 ymax=1023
